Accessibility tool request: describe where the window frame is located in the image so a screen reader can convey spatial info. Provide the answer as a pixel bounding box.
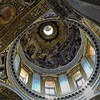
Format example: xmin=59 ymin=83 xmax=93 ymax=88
xmin=45 ymin=81 xmax=56 ymax=95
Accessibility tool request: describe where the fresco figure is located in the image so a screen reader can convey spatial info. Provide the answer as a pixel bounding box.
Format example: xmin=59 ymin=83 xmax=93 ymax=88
xmin=0 ymin=6 xmax=15 ymax=25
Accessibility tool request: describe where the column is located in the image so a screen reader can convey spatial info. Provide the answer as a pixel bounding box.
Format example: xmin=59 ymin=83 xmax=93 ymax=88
xmin=55 ymin=77 xmax=61 ymax=95
xmin=80 ymin=64 xmax=88 ymax=80
xmin=27 ymin=72 xmax=32 ymax=89
xmin=67 ymin=74 xmax=74 ymax=91
xmin=41 ymin=77 xmax=45 ymax=95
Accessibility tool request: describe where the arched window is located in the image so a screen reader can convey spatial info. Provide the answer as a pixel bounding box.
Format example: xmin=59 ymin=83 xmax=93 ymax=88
xmin=73 ymin=71 xmax=85 ymax=88
xmin=59 ymin=75 xmax=70 ymax=94
xmin=81 ymin=57 xmax=93 ymax=78
xmin=45 ymin=81 xmax=56 ymax=95
xmin=89 ymin=45 xmax=95 ymax=63
xmin=14 ymin=54 xmax=20 ymax=72
xmin=19 ymin=68 xmax=29 ymax=84
xmin=32 ymin=73 xmax=41 ymax=93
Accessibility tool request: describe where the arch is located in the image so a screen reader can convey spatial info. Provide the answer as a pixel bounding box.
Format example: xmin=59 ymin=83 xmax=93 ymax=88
xmin=0 ymin=82 xmax=25 ymax=100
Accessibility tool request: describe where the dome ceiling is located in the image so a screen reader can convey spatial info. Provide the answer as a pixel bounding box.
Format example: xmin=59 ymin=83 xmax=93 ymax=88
xmin=0 ymin=0 xmax=100 ymax=100
xmin=20 ymin=20 xmax=81 ymax=69
xmin=7 ymin=17 xmax=100 ymax=100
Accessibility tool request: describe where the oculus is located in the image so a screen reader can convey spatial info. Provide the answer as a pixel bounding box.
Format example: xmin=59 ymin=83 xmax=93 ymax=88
xmin=39 ymin=22 xmax=59 ymax=41
xmin=43 ymin=25 xmax=54 ymax=36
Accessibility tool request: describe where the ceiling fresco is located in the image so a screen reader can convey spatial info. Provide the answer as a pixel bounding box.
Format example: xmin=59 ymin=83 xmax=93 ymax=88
xmin=20 ymin=21 xmax=81 ymax=69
